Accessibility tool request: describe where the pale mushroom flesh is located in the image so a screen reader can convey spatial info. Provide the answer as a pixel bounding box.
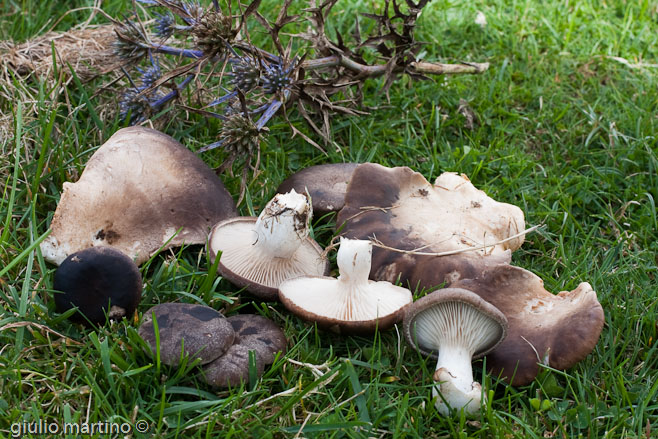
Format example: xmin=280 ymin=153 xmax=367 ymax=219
xmin=336 ymin=163 xmax=525 ymax=288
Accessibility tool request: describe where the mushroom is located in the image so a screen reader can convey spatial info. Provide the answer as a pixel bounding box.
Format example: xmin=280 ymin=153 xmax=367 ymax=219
xmin=449 ymin=265 xmax=604 ymax=385
xmin=403 ymin=288 xmax=507 ymax=416
xmin=337 ymin=164 xmax=604 ymax=385
xmin=278 ymin=238 xmax=413 ymax=334
xmin=336 ymin=163 xmax=525 ymax=288
xmin=208 ymin=190 xmax=329 ymax=300
xmin=202 ymin=314 xmax=287 ymax=388
xmin=276 ymin=163 xmax=359 ymax=215
xmin=40 ymin=126 xmax=237 ymax=266
xmin=138 ymin=303 xmax=235 ymax=367
xmin=53 ymin=246 xmax=142 ymax=326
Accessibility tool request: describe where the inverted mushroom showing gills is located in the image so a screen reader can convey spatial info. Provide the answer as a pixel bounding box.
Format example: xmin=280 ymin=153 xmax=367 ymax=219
xmin=40 ymin=126 xmax=237 ymax=265
xmin=138 ymin=303 xmax=235 ymax=367
xmin=276 ymin=163 xmax=359 ymax=215
xmin=208 ymin=190 xmax=329 ymax=300
xmin=404 ymin=288 xmax=507 ymax=416
xmin=336 ymin=163 xmax=525 ymax=288
xmin=53 ymin=246 xmax=142 ymax=326
xmin=450 ymin=265 xmax=604 ymax=386
xmin=278 ymin=238 xmax=413 ymax=334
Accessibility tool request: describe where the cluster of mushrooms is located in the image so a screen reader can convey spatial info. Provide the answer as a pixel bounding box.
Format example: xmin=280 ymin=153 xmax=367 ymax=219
xmin=42 ymin=126 xmax=605 ymax=416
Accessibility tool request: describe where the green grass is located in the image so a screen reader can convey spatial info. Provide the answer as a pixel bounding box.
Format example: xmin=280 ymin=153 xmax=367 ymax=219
xmin=1 ymin=0 xmax=657 ymax=437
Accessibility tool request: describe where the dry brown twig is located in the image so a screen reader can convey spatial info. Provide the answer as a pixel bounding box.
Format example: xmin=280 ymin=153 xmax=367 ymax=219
xmin=369 ymin=224 xmax=542 ymax=257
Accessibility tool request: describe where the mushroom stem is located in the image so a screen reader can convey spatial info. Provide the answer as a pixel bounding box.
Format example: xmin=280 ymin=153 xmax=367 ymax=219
xmin=331 ymin=239 xmax=376 ymax=320
xmin=277 ymin=237 xmax=412 ymax=331
xmin=432 ymin=346 xmax=483 ymax=416
xmin=336 ymin=238 xmax=372 ymax=286
xmin=253 ymin=190 xmax=311 ymax=259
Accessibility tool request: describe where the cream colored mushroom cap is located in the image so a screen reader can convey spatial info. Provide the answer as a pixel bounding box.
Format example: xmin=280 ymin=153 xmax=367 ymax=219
xmin=40 ymin=126 xmax=237 ymax=265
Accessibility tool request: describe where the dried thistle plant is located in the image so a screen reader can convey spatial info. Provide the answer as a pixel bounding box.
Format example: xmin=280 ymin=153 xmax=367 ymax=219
xmin=112 ymin=0 xmax=489 ymax=195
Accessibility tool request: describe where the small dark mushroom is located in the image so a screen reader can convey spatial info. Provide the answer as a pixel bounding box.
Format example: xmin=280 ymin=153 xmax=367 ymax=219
xmin=276 ymin=163 xmax=359 ymax=215
xmin=138 ymin=303 xmax=235 ymax=367
xmin=202 ymin=314 xmax=287 ymax=388
xmin=53 ymin=246 xmax=142 ymax=326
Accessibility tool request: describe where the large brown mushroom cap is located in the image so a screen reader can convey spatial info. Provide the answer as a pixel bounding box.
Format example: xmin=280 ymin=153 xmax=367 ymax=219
xmin=138 ymin=303 xmax=236 ymax=367
xmin=451 ymin=265 xmax=605 ymax=385
xmin=40 ymin=126 xmax=237 ymax=265
xmin=336 ymin=163 xmax=525 ymax=288
xmin=276 ymin=163 xmax=359 ymax=215
xmin=202 ymin=314 xmax=287 ymax=388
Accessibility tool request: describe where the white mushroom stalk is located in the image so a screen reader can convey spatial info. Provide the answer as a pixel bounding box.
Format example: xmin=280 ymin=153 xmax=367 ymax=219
xmin=417 ymin=302 xmax=502 ymax=415
xmin=404 ymin=289 xmax=507 ymax=417
xmin=328 ymin=238 xmax=405 ymax=320
xmin=253 ymin=189 xmax=311 ymax=259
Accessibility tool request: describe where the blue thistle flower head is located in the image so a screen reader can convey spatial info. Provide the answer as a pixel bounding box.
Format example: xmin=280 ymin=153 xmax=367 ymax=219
xmin=119 ymin=88 xmax=149 ymax=124
xmin=229 ymin=56 xmax=261 ymax=92
xmin=138 ymin=63 xmax=162 ymax=88
xmin=154 ymin=12 xmax=176 ymax=38
xmin=113 ymin=19 xmax=150 ymax=60
xmin=261 ymin=61 xmax=295 ymax=95
xmin=119 ymin=59 xmax=164 ymax=124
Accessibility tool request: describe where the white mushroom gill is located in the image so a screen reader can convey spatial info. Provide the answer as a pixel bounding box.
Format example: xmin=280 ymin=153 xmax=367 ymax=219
xmin=254 ymin=189 xmax=311 ymax=259
xmin=412 ymin=301 xmax=503 ymax=416
xmin=280 ymin=238 xmax=412 ymax=321
xmin=283 ymin=277 xmax=410 ymax=321
xmin=220 ymin=238 xmax=323 ymax=287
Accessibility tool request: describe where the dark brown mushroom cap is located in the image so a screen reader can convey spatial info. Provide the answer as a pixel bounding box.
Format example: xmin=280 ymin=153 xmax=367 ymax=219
xmin=207 ymin=217 xmax=329 ymax=300
xmin=276 ymin=163 xmax=359 ymax=215
xmin=40 ymin=126 xmax=237 ymax=265
xmin=403 ymin=287 xmax=508 ymax=360
xmin=138 ymin=303 xmax=235 ymax=367
xmin=336 ymin=163 xmax=525 ymax=288
xmin=202 ymin=314 xmax=287 ymax=388
xmin=451 ymin=265 xmax=605 ymax=385
xmin=53 ymin=246 xmax=142 ymax=326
